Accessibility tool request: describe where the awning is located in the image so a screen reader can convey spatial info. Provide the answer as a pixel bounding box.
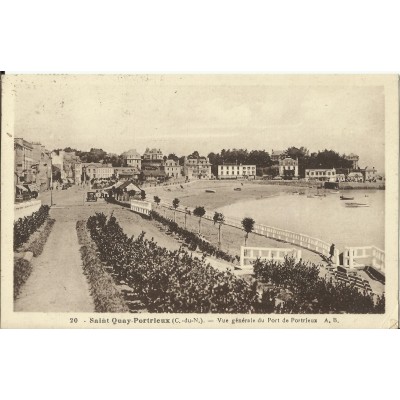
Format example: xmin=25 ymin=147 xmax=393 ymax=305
xmin=16 ymin=185 xmax=28 ymax=191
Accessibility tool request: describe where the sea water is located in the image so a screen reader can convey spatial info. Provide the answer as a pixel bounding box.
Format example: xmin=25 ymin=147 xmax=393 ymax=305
xmin=218 ymin=190 xmax=385 ymax=251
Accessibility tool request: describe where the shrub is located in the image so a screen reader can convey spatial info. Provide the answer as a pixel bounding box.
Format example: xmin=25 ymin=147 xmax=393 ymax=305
xmin=150 ymin=210 xmax=236 ymax=263
xmin=253 ymin=257 xmax=382 ymax=314
xmin=76 ymin=220 xmax=129 ymax=313
xmin=14 ymin=205 xmax=50 ymax=250
xmin=85 ymin=213 xmax=258 ymax=313
xmin=14 ymin=258 xmax=32 ymax=299
xmin=26 ymin=219 xmax=55 ymax=257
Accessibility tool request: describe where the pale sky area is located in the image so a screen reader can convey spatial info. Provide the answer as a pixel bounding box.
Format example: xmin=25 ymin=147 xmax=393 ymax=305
xmin=12 ymin=75 xmax=385 ymax=172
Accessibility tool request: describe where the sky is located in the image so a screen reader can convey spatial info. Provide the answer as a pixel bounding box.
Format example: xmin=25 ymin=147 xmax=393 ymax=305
xmin=12 ymin=75 xmax=385 ymax=172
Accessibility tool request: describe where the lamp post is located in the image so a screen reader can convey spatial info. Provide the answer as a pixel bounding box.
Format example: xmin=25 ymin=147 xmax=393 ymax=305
xmin=184 ymin=207 xmax=188 ymax=229
xmin=49 ymin=155 xmax=53 ymax=207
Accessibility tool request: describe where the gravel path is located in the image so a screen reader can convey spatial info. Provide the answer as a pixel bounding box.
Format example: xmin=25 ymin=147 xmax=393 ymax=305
xmin=14 ymin=210 xmax=95 ymax=313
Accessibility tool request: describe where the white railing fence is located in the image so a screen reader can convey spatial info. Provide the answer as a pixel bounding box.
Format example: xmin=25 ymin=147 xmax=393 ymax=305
xmin=343 ymin=246 xmax=385 ymax=272
xmin=14 ymin=200 xmax=42 ymax=221
xmin=240 ymin=246 xmax=302 ymax=269
xmin=154 ymin=202 xmax=385 ymax=271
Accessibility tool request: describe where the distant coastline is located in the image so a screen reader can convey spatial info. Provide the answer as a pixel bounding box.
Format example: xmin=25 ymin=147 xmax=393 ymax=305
xmin=255 ymin=180 xmax=385 ymax=190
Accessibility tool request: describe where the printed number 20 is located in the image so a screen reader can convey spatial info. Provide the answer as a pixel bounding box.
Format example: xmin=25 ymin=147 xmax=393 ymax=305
xmin=70 ymin=318 xmax=78 ymax=323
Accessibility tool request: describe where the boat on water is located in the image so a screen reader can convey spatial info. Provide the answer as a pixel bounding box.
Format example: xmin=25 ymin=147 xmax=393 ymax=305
xmin=345 ymin=202 xmax=369 ymax=208
xmin=205 ymin=189 xmax=216 ymax=193
xmin=234 ymin=188 xmax=242 ymax=191
xmin=340 ymin=195 xmax=354 ymax=200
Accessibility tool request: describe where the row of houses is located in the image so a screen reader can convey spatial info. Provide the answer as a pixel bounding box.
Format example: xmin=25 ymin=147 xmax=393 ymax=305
xmin=74 ymin=149 xmax=214 ymax=183
xmin=270 ymin=154 xmax=380 ymax=182
xmin=14 ymin=139 xmax=381 ymax=191
xmin=14 ymin=138 xmax=53 ymax=193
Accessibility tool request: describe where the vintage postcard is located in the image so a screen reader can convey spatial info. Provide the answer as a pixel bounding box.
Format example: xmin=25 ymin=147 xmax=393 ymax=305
xmin=1 ymin=74 xmax=398 ymax=328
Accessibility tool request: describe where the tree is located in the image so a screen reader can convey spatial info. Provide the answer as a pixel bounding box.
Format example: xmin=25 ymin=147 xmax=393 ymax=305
xmin=193 ymin=206 xmax=206 ymax=234
xmin=172 ymin=198 xmax=180 ymax=222
xmin=168 ymin=153 xmax=179 ymax=162
xmin=241 ymin=217 xmax=255 ymax=246
xmin=63 ymin=147 xmax=77 ymax=153
xmin=154 ymin=196 xmax=161 ymax=207
xmin=52 ymin=165 xmax=61 ymax=182
xmin=213 ymin=212 xmax=225 ymax=249
xmin=188 ymin=151 xmax=200 ymax=159
xmin=141 ymin=190 xmax=146 ymax=200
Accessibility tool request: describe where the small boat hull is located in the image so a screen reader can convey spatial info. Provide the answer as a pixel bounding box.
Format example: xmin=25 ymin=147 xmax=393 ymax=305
xmin=205 ymin=189 xmax=216 ymax=193
xmin=340 ymin=196 xmax=354 ymax=200
xmin=345 ymin=202 xmax=369 ymax=207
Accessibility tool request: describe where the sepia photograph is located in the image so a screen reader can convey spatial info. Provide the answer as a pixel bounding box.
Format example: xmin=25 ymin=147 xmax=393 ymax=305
xmin=1 ymin=74 xmax=398 ymax=328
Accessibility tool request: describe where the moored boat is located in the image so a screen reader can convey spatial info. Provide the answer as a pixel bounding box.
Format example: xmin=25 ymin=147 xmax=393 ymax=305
xmin=340 ymin=195 xmax=354 ymax=200
xmin=205 ymin=189 xmax=216 ymax=193
xmin=345 ymin=202 xmax=369 ymax=207
xmin=233 ymin=188 xmax=241 ymax=191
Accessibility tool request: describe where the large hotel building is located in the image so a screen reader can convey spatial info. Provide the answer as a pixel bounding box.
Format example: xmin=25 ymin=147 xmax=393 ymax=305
xmin=217 ymin=163 xmax=256 ymax=179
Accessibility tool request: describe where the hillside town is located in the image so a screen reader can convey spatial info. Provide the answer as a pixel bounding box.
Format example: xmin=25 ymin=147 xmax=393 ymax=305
xmin=14 ymin=137 xmax=384 ymax=201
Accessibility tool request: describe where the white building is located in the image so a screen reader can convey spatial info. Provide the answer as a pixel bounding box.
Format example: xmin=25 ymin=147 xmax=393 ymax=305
xmin=75 ymin=162 xmax=108 ymax=184
xmin=364 ymin=167 xmax=377 ymax=182
xmin=143 ymin=148 xmax=163 ymax=161
xmin=164 ymin=159 xmax=182 ymax=178
xmin=123 ymin=149 xmax=142 ymax=169
xmin=96 ymin=166 xmax=115 ymax=179
xmin=347 ymin=172 xmax=364 ymax=183
xmin=305 ymin=168 xmax=336 ymax=182
xmin=217 ymin=164 xmax=256 ymax=179
xmin=336 ymin=173 xmax=346 ymax=182
xmin=279 ymin=157 xmax=298 ymax=179
xmin=183 ymin=156 xmax=212 ymax=179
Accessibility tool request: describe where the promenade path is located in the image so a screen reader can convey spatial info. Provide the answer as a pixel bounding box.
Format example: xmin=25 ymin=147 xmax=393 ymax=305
xmin=14 ymin=189 xmax=97 ymax=312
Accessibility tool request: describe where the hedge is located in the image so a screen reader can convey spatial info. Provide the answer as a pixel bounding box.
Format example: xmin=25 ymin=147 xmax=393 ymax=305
xmin=14 ymin=205 xmax=50 ymax=251
xmin=76 ymin=220 xmax=129 ymax=313
xmin=150 ymin=210 xmax=236 ymax=263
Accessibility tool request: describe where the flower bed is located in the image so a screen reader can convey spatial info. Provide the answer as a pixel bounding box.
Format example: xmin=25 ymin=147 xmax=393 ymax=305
xmin=14 ymin=205 xmax=50 ymax=251
xmin=24 ymin=219 xmax=55 ymax=257
xmin=76 ymin=220 xmax=129 ymax=313
xmin=150 ymin=210 xmax=236 ymax=263
xmin=253 ymin=257 xmax=384 ymax=313
xmin=14 ymin=258 xmax=33 ymax=300
xmin=85 ymin=213 xmax=257 ymax=313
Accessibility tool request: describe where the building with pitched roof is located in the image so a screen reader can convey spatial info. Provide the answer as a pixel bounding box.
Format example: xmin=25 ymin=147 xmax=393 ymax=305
xmin=345 ymin=153 xmax=359 ymax=169
xmin=271 ymin=149 xmax=285 ymax=163
xmin=183 ymin=156 xmax=212 ymax=179
xmin=143 ymin=148 xmax=163 ymax=161
xmin=279 ymin=157 xmax=299 ymax=179
xmin=122 ymin=149 xmax=142 ymax=169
